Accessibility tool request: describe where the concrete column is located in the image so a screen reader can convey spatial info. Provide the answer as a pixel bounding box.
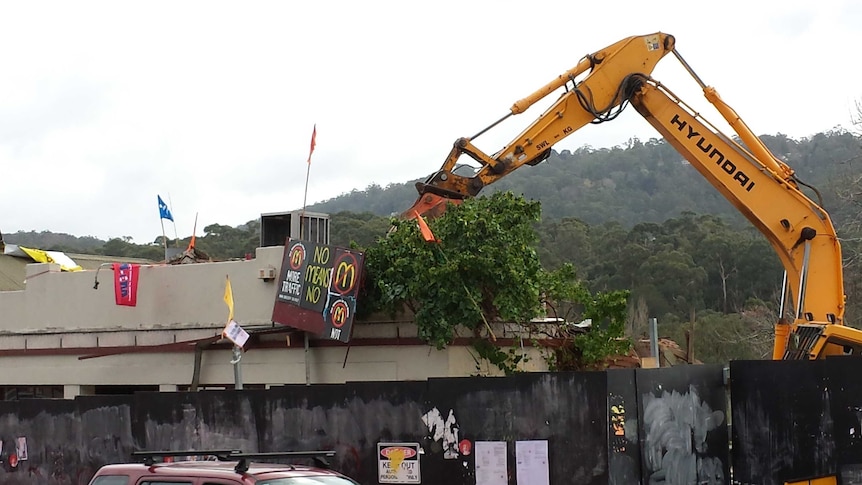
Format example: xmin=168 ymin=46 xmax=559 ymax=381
xmin=63 ymin=385 xmax=81 ymax=400
xmin=159 ymin=384 xmax=178 ymax=392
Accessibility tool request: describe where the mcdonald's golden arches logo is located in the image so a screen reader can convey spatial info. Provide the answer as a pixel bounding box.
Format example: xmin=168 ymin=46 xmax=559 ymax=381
xmin=330 ymin=300 xmax=350 ymax=328
xmin=332 ymin=252 xmax=359 ymax=295
xmin=288 ymin=243 xmax=306 ymax=270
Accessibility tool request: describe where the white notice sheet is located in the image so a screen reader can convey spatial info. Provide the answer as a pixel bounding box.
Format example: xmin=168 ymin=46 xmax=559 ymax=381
xmin=475 ymin=441 xmax=507 ymax=485
xmin=515 ymin=440 xmax=549 ymax=485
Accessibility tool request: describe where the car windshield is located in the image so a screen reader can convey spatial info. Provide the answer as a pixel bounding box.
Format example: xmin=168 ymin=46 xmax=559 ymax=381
xmin=89 ymin=477 xmax=129 ymax=485
xmin=257 ymin=477 xmax=359 ymax=485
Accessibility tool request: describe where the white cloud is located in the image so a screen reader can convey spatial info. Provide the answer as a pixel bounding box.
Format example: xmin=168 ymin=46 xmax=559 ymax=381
xmin=1 ymin=0 xmax=859 ymax=243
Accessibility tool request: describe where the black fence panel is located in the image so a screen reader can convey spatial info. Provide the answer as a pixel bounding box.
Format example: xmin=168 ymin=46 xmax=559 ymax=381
xmin=2 ymin=360 xmax=857 ymax=485
xmin=257 ymin=381 xmax=430 ymax=482
xmin=608 ymin=368 xmax=641 ymax=485
xmin=133 ymin=389 xmax=262 ymax=452
xmin=0 ymin=396 xmax=131 ymax=485
xmin=424 ymin=372 xmax=607 ymax=485
xmin=823 ymin=357 xmax=862 ymax=485
xmin=637 ymin=364 xmax=729 ymax=485
xmin=731 ymin=359 xmax=835 ymax=485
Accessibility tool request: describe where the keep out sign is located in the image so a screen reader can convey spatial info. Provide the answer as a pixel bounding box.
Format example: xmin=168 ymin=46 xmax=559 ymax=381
xmin=377 ymin=442 xmax=421 ymax=484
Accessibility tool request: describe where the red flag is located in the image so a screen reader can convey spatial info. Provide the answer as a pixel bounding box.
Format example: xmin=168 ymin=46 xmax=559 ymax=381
xmin=414 ymin=211 xmax=437 ymax=243
xmin=113 ymin=263 xmax=141 ymax=306
xmin=307 ymin=124 xmax=317 ymax=164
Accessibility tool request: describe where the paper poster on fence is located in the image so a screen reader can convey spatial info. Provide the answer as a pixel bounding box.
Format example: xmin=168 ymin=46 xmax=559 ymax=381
xmin=515 ymin=440 xmax=548 ymax=485
xmin=475 ymin=441 xmax=507 ymax=485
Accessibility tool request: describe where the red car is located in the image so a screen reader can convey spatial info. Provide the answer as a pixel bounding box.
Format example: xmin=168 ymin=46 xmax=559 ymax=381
xmin=88 ymin=450 xmax=360 ymax=485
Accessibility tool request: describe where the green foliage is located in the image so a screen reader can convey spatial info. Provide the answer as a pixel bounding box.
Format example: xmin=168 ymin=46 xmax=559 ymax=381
xmin=538 ymin=263 xmax=632 ymax=370
xmin=329 ymin=211 xmax=390 ymax=249
xmin=4 ymin=230 xmax=105 ymax=253
xmin=656 ymin=304 xmax=776 ymax=363
xmin=192 ymin=221 xmax=261 ymax=259
xmin=5 ymin=220 xmax=263 ymax=262
xmin=573 ymin=290 xmax=632 ymax=365
xmin=99 ymin=237 xmax=164 ymax=260
xmin=362 ymin=192 xmax=546 ymax=350
xmin=362 ymin=192 xmax=634 ymax=372
xmin=310 ymin=181 xmax=420 ymax=217
xmin=471 ymin=339 xmax=528 ymax=376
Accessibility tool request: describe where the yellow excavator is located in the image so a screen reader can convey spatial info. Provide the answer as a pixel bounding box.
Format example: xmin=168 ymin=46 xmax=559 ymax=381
xmin=403 ymin=32 xmax=862 ymax=370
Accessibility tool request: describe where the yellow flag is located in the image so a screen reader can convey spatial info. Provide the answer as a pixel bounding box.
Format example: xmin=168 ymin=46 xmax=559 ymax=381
xmin=223 ymin=275 xmax=234 ymax=323
xmin=19 ymin=246 xmax=83 ymax=271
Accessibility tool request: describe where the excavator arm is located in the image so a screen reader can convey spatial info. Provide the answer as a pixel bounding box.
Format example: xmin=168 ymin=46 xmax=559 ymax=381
xmin=626 ymin=76 xmax=847 ymax=359
xmin=404 ymin=32 xmax=860 ymax=363
xmin=404 ymin=33 xmax=676 ymax=219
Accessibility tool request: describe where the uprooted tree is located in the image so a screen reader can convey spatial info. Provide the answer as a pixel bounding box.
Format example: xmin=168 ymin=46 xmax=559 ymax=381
xmin=358 ymin=191 xmax=631 ymax=372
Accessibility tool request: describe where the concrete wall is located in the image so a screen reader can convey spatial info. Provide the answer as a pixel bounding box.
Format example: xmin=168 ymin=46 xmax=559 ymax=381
xmin=0 ymin=246 xmax=287 ymax=333
xmin=0 ymin=345 xmax=546 ymax=388
xmin=0 ymin=245 xmax=553 ymax=389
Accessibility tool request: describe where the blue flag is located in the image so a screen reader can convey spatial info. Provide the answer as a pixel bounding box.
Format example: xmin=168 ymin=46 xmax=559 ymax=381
xmin=158 ymin=195 xmax=174 ymax=221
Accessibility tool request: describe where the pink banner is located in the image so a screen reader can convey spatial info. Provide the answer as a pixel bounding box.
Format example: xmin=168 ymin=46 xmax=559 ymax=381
xmin=113 ymin=263 xmax=140 ymax=306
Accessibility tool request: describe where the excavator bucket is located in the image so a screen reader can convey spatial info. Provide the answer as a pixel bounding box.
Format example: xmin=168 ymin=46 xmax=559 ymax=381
xmin=401 ymin=191 xmax=463 ymax=220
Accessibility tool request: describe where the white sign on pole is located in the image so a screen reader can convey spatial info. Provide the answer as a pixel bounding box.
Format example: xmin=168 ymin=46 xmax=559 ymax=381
xmin=223 ymin=320 xmax=249 ymax=348
xmin=377 ymin=442 xmax=421 ymax=484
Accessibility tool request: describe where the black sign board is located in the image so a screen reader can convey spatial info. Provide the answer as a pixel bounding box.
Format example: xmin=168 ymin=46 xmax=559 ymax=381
xmin=274 ymin=239 xmax=364 ymax=343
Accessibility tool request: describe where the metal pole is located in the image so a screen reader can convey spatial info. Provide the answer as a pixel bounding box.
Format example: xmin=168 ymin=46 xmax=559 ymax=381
xmin=231 ymin=345 xmax=243 ymax=390
xmin=795 ymin=241 xmax=812 ymax=319
xmin=304 ymin=332 xmax=311 ymax=386
xmin=160 ymin=218 xmax=167 ymax=261
xmin=649 ymin=317 xmax=659 ymax=360
xmin=778 ymin=271 xmax=789 ymax=320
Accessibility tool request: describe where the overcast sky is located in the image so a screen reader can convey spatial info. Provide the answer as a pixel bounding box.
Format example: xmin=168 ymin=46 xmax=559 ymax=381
xmin=2 ymin=0 xmax=860 ymax=244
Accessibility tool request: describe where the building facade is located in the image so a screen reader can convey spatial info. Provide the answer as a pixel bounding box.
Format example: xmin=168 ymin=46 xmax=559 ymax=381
xmin=0 ymin=245 xmax=547 ymax=400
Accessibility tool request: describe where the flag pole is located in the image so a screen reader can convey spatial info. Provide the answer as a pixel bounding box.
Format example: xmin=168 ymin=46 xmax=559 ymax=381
xmin=168 ymin=194 xmax=179 ymax=247
xmin=187 ymin=212 xmax=199 ymax=251
xmin=301 ymin=159 xmax=311 ymax=240
xmin=301 ymin=124 xmax=316 ymax=241
xmin=160 ymin=218 xmax=167 ymax=261
xmin=223 ymin=275 xmax=243 ymax=389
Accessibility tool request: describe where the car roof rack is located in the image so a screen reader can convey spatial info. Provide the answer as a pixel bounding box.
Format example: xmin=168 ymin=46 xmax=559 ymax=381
xmin=131 ymin=449 xmax=338 ymax=474
xmin=131 ymin=450 xmax=239 ymax=466
xmin=230 ymin=451 xmax=337 ymax=473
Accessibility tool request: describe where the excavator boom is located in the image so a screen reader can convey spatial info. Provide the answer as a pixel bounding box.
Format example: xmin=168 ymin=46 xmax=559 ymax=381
xmin=403 ymin=33 xmax=676 ymax=219
xmin=627 ymin=77 xmax=845 ymax=358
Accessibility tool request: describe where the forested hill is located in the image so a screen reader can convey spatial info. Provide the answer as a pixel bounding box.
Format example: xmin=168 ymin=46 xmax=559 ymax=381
xmin=5 ymin=130 xmax=859 ymax=261
xmin=308 ymin=130 xmax=861 ymax=227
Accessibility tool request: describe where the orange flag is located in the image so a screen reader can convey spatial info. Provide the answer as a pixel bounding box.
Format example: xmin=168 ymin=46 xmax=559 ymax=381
xmin=414 ymin=211 xmax=437 ymax=243
xmin=186 ymin=213 xmax=198 ymax=251
xmin=306 ymin=124 xmax=317 ymax=165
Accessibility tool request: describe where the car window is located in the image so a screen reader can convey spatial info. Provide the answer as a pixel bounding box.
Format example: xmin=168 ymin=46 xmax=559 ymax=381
xmin=139 ymin=482 xmax=193 ymax=485
xmin=90 ymin=477 xmax=130 ymax=485
xmin=256 ymin=478 xmax=360 ymax=485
